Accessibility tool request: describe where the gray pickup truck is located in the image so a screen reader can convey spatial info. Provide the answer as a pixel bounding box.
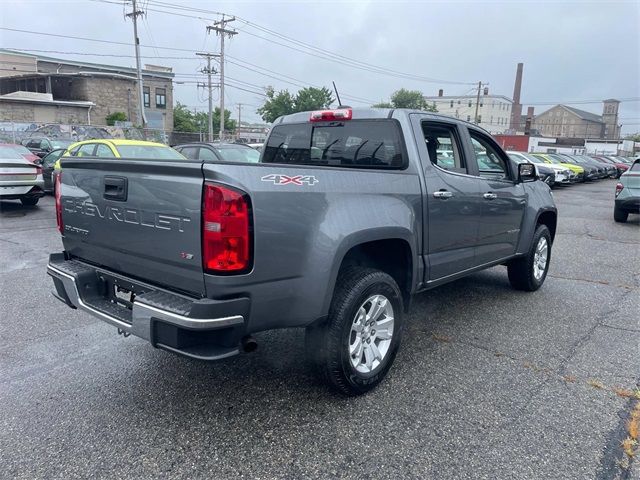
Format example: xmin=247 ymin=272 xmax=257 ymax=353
xmin=48 ymin=108 xmax=556 ymax=395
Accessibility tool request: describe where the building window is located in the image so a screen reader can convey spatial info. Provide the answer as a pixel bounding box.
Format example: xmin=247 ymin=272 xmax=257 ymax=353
xmin=490 ymin=116 xmax=493 ymax=124
xmin=450 ymin=100 xmax=454 ymax=108
xmin=155 ymin=88 xmax=166 ymax=109
xmin=457 ymin=100 xmax=461 ymax=105
xmin=479 ymin=101 xmax=483 ymax=107
xmin=143 ymin=86 xmax=150 ymax=108
xmin=468 ymin=101 xmax=472 ymax=107
xmin=466 ymin=115 xmax=471 ymax=122
xmin=477 ymin=115 xmax=482 ymax=123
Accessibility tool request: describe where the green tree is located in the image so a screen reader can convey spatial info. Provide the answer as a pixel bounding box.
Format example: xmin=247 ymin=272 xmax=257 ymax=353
xmin=624 ymin=132 xmax=640 ymax=142
xmin=257 ymin=87 xmax=296 ymax=123
xmin=372 ymin=89 xmax=437 ymax=112
xmin=371 ymin=101 xmax=393 ymax=108
xmin=257 ymin=86 xmax=335 ymax=123
xmin=106 ymin=111 xmax=127 ymax=126
xmin=294 ymin=86 xmax=334 ymax=112
xmin=173 ymin=103 xmax=197 ymax=132
xmin=173 ymin=102 xmax=235 ymax=133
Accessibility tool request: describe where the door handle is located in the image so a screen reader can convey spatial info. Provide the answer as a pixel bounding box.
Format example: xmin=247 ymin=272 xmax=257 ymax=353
xmin=483 ymin=192 xmax=498 ymax=200
xmin=433 ymin=190 xmax=453 ymax=199
xmin=104 ymin=176 xmax=128 ymax=201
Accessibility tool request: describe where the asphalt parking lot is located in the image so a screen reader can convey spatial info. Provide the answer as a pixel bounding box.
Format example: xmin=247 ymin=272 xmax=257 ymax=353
xmin=1 ymin=180 xmax=638 ymax=479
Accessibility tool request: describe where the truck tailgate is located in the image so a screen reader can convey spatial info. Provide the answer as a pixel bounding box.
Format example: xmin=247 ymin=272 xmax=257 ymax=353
xmin=59 ymin=157 xmax=205 ymax=296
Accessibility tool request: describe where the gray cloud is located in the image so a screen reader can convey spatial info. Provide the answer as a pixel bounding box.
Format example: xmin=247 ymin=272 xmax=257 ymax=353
xmin=2 ymin=0 xmax=639 ymax=131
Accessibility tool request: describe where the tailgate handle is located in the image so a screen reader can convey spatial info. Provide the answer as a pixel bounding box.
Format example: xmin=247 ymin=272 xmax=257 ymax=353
xmin=103 ymin=176 xmax=128 ymax=201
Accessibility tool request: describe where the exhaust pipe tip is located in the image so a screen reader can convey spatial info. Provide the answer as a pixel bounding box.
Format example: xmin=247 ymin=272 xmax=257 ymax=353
xmin=241 ymin=335 xmax=258 ymax=353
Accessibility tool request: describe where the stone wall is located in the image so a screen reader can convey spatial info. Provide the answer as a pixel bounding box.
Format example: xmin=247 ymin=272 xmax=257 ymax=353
xmin=0 ymin=101 xmax=89 ymax=124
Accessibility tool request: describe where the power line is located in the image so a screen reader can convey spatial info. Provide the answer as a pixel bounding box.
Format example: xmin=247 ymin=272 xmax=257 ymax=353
xmin=91 ymin=0 xmax=476 ymax=85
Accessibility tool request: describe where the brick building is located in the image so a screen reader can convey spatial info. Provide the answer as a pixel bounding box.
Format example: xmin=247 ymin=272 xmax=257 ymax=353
xmin=0 ymin=50 xmax=174 ymax=129
xmin=531 ymin=101 xmax=621 ymax=140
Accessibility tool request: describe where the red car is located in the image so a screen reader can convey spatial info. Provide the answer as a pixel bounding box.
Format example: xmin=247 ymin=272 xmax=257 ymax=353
xmin=0 ymin=143 xmax=40 ymax=164
xmin=590 ymin=155 xmax=628 ymax=178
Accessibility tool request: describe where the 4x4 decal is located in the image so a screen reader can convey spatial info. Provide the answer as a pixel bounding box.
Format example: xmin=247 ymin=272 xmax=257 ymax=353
xmin=261 ymin=174 xmax=319 ymax=186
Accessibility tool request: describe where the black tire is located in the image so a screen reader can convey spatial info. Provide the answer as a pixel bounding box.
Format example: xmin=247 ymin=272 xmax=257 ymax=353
xmin=614 ymin=206 xmax=628 ymax=223
xmin=305 ymin=267 xmax=404 ymax=396
xmin=20 ymin=197 xmax=39 ymax=206
xmin=507 ymin=224 xmax=551 ymax=291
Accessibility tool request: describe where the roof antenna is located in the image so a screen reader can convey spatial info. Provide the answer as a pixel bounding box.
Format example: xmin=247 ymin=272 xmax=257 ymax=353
xmin=332 ymin=81 xmax=343 ymax=107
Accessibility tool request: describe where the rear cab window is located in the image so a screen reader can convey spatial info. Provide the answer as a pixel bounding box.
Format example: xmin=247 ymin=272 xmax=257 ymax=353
xmin=261 ymin=120 xmax=406 ymax=169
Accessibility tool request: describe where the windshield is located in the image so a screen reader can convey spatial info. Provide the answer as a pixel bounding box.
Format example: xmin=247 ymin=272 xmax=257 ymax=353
xmin=215 ymin=146 xmax=260 ymax=163
xmin=115 ymin=145 xmax=186 ymax=160
xmin=0 ymin=146 xmax=28 ymax=159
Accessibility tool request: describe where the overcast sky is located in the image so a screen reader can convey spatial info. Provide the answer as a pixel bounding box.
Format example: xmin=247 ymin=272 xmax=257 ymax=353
xmin=2 ymin=0 xmax=639 ymax=132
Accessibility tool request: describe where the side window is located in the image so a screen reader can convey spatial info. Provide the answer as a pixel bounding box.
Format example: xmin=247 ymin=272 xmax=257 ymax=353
xmin=469 ymin=131 xmax=510 ymax=180
xmin=143 ymin=86 xmax=150 ymax=108
xmin=40 ymin=139 xmax=50 ymax=150
xmin=198 ymin=148 xmax=217 ymax=161
xmin=155 ymin=88 xmax=166 ymax=109
xmin=76 ymin=144 xmax=96 ymax=157
xmin=43 ymin=150 xmax=63 ymax=167
xmin=27 ymin=139 xmax=41 ymax=149
xmin=95 ymin=144 xmax=116 ymax=158
xmin=178 ymin=147 xmax=198 ymax=160
xmin=421 ymin=121 xmax=467 ymax=173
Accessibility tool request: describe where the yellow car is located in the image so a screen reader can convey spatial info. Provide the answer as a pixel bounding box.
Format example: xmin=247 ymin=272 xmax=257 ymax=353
xmin=54 ymin=139 xmax=185 ymax=169
xmin=531 ymin=153 xmax=585 ymax=182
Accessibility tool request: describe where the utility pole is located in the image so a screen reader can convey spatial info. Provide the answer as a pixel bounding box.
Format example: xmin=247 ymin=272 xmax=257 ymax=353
xmin=196 ymin=52 xmax=219 ymax=142
xmin=125 ymin=0 xmax=147 ymax=128
xmin=474 ymin=81 xmax=482 ymax=125
xmin=237 ymin=103 xmax=242 ymax=140
xmin=207 ymin=16 xmax=237 ymax=142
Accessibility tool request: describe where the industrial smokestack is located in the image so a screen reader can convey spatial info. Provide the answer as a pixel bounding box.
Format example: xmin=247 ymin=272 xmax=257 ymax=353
xmin=510 ymin=62 xmax=524 ymax=131
xmin=527 ymin=106 xmax=534 ymax=119
xmin=438 ymin=89 xmax=443 ymax=97
xmin=512 ymin=63 xmax=523 ymax=105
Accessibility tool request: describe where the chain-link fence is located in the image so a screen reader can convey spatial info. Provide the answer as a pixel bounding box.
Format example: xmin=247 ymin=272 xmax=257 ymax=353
xmin=0 ymin=121 xmax=225 ymax=147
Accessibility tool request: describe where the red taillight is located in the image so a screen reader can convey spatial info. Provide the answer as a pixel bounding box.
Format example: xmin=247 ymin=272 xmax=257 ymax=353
xmin=55 ymin=172 xmax=63 ymax=234
xmin=310 ymin=108 xmax=352 ymax=122
xmin=615 ymin=182 xmax=624 ymax=197
xmin=202 ymin=183 xmax=251 ymax=273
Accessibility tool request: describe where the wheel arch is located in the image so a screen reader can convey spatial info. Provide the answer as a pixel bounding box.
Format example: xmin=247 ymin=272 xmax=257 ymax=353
xmin=321 ymin=228 xmax=418 ymax=317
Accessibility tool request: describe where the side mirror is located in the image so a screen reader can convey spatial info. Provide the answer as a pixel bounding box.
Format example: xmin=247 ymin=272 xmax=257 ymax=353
xmin=518 ymin=162 xmax=537 ymax=183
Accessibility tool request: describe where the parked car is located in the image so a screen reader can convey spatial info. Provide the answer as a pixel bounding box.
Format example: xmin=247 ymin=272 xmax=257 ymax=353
xmin=592 ymin=155 xmax=628 ymax=178
xmin=507 ymin=151 xmax=556 ymax=187
xmin=522 ymin=153 xmax=574 ymax=184
xmin=48 ymin=108 xmax=557 ymax=395
xmin=40 ymin=148 xmax=66 ymax=193
xmin=557 ymin=154 xmax=603 ymax=180
xmin=531 ymin=153 xmax=585 ymax=182
xmin=174 ymin=142 xmax=261 ymax=163
xmin=614 ymin=159 xmax=640 ymax=223
xmin=580 ymin=155 xmax=617 ymax=178
xmin=0 ymin=145 xmax=45 ymax=205
xmin=0 ymin=143 xmax=40 ymax=163
xmin=247 ymin=143 xmax=264 ymax=152
xmin=23 ymin=137 xmax=74 ymax=158
xmin=54 ymin=139 xmax=186 ymax=170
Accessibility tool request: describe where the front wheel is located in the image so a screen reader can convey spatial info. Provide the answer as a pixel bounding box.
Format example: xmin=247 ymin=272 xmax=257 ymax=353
xmin=507 ymin=224 xmax=551 ymax=291
xmin=305 ymin=267 xmax=404 ymax=396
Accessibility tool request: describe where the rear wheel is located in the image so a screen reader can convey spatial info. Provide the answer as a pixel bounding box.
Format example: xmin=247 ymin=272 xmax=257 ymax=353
xmin=20 ymin=197 xmax=39 ymax=206
xmin=508 ymin=224 xmax=551 ymax=291
xmin=305 ymin=267 xmax=404 ymax=396
xmin=614 ymin=206 xmax=628 ymax=223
